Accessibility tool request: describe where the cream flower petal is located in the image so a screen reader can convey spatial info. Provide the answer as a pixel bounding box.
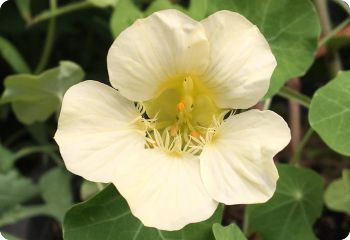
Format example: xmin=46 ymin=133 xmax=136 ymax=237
xmin=54 ymin=81 xmax=145 ymax=183
xmin=200 ymin=110 xmax=291 ymax=205
xmin=201 ymin=11 xmax=277 ymax=109
xmin=113 ymin=149 xmax=218 ymax=231
xmin=107 ymin=9 xmax=209 ymax=102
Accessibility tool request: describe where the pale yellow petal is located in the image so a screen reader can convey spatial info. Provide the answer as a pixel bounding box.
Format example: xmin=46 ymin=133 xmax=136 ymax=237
xmin=113 ymin=149 xmax=218 ymax=231
xmin=54 ymin=81 xmax=145 ymax=183
xmin=201 ymin=11 xmax=277 ymax=109
xmin=200 ymin=110 xmax=291 ymax=205
xmin=107 ymin=9 xmax=209 ymax=102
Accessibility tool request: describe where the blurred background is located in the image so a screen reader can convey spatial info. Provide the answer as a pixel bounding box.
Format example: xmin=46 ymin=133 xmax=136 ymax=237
xmin=0 ymin=0 xmax=350 ymax=239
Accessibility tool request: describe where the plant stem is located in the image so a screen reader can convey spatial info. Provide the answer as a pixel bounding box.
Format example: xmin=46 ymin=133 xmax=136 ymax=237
xmin=34 ymin=0 xmax=57 ymax=74
xmin=315 ymin=0 xmax=343 ymax=76
xmin=290 ymin=128 xmax=314 ymax=165
xmin=277 ymin=86 xmax=311 ymax=108
xmin=243 ymin=206 xmax=249 ymax=235
xmin=263 ymin=98 xmax=272 ymax=110
xmin=31 ymin=1 xmax=92 ymax=25
xmin=0 ymin=205 xmax=50 ymax=227
xmin=13 ymin=145 xmax=57 ymax=161
xmin=318 ymin=17 xmax=350 ymax=48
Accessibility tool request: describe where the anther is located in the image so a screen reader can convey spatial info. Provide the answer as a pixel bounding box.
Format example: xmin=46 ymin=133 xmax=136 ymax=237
xmin=170 ymin=125 xmax=178 ymax=137
xmin=190 ymin=131 xmax=201 ymax=138
xmin=176 ymin=102 xmax=186 ymax=111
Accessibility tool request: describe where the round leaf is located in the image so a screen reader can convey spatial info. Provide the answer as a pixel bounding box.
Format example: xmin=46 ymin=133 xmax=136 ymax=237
xmin=64 ymin=184 xmax=223 ymax=240
xmin=209 ymin=0 xmax=320 ymax=97
xmin=309 ymin=71 xmax=350 ymax=156
xmin=248 ymin=164 xmax=324 ymax=240
xmin=325 ymin=169 xmax=350 ymax=214
xmin=212 ymin=223 xmax=247 ymax=240
xmin=0 ymin=61 xmax=84 ymax=124
xmin=110 ymin=0 xmax=143 ymax=37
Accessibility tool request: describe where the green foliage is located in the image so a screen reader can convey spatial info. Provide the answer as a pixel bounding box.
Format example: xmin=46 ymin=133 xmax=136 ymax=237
xmin=144 ymin=0 xmax=186 ymax=16
xmin=0 ymin=37 xmax=30 ymax=73
xmin=1 ymin=61 xmax=84 ymax=124
xmin=188 ymin=0 xmax=208 ymax=20
xmin=64 ymin=184 xmax=223 ymax=240
xmin=80 ymin=180 xmax=103 ymax=201
xmin=325 ymin=169 xmax=350 ymax=214
xmin=110 ymin=0 xmax=143 ymax=37
xmin=14 ymin=0 xmax=31 ymax=22
xmin=248 ymin=164 xmax=324 ymax=240
xmin=110 ymin=0 xmax=208 ymax=37
xmin=88 ymin=0 xmax=118 ymax=8
xmin=0 ymin=171 xmax=39 ymax=213
xmin=39 ymin=167 xmax=73 ymax=221
xmin=209 ymin=0 xmax=321 ymax=97
xmin=309 ymin=71 xmax=350 ymax=156
xmin=0 ymin=144 xmax=16 ymax=172
xmin=212 ymin=223 xmax=247 ymax=240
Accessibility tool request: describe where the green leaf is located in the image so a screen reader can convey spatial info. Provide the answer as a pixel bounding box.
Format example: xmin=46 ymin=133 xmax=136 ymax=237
xmin=1 ymin=61 xmax=84 ymax=124
xmin=209 ymin=0 xmax=320 ymax=97
xmin=0 ymin=205 xmax=49 ymax=228
xmin=110 ymin=0 xmax=143 ymax=37
xmin=88 ymin=0 xmax=117 ymax=8
xmin=212 ymin=223 xmax=247 ymax=240
xmin=64 ymin=184 xmax=223 ymax=240
xmin=188 ymin=0 xmax=208 ymax=20
xmin=80 ymin=180 xmax=102 ymax=201
xmin=0 ymin=144 xmax=16 ymax=172
xmin=325 ymin=169 xmax=350 ymax=214
xmin=39 ymin=167 xmax=73 ymax=221
xmin=0 ymin=37 xmax=30 ymax=73
xmin=144 ymin=0 xmax=186 ymax=17
xmin=309 ymin=71 xmax=350 ymax=156
xmin=0 ymin=171 xmax=39 ymax=213
xmin=248 ymin=164 xmax=323 ymax=240
xmin=0 ymin=145 xmax=56 ymax=173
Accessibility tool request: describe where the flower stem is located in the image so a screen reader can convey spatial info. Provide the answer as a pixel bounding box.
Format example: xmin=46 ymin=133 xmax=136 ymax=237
xmin=277 ymin=86 xmax=311 ymax=108
xmin=243 ymin=206 xmax=250 ymax=235
xmin=263 ymin=98 xmax=272 ymax=110
xmin=31 ymin=1 xmax=92 ymax=25
xmin=13 ymin=145 xmax=57 ymax=162
xmin=318 ymin=17 xmax=350 ymax=48
xmin=290 ymin=128 xmax=314 ymax=165
xmin=34 ymin=0 xmax=57 ymax=74
xmin=315 ymin=0 xmax=343 ymax=76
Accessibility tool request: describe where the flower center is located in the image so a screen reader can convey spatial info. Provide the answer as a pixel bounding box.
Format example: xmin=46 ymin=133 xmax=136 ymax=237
xmin=142 ymin=75 xmax=225 ymax=155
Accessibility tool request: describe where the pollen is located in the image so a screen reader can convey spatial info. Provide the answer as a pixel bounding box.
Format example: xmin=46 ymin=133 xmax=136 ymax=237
xmin=170 ymin=125 xmax=178 ymax=136
xmin=176 ymin=101 xmax=186 ymax=111
xmin=190 ymin=131 xmax=201 ymax=138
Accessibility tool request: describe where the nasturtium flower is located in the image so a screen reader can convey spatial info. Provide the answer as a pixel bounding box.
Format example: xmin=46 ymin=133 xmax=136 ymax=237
xmin=55 ymin=10 xmax=291 ymax=231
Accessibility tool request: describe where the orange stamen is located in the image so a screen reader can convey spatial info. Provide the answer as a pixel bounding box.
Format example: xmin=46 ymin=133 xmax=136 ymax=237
xmin=190 ymin=131 xmax=201 ymax=138
xmin=170 ymin=125 xmax=178 ymax=136
xmin=176 ymin=102 xmax=186 ymax=111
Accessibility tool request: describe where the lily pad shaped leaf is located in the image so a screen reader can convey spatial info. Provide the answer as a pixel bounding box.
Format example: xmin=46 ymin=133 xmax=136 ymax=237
xmin=1 ymin=61 xmax=84 ymax=124
xmin=248 ymin=164 xmax=323 ymax=240
xmin=309 ymin=71 xmax=350 ymax=156
xmin=325 ymin=169 xmax=350 ymax=214
xmin=63 ymin=184 xmax=223 ymax=240
xmin=209 ymin=0 xmax=320 ymax=97
xmin=212 ymin=223 xmax=247 ymax=240
xmin=0 ymin=171 xmax=39 ymax=213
